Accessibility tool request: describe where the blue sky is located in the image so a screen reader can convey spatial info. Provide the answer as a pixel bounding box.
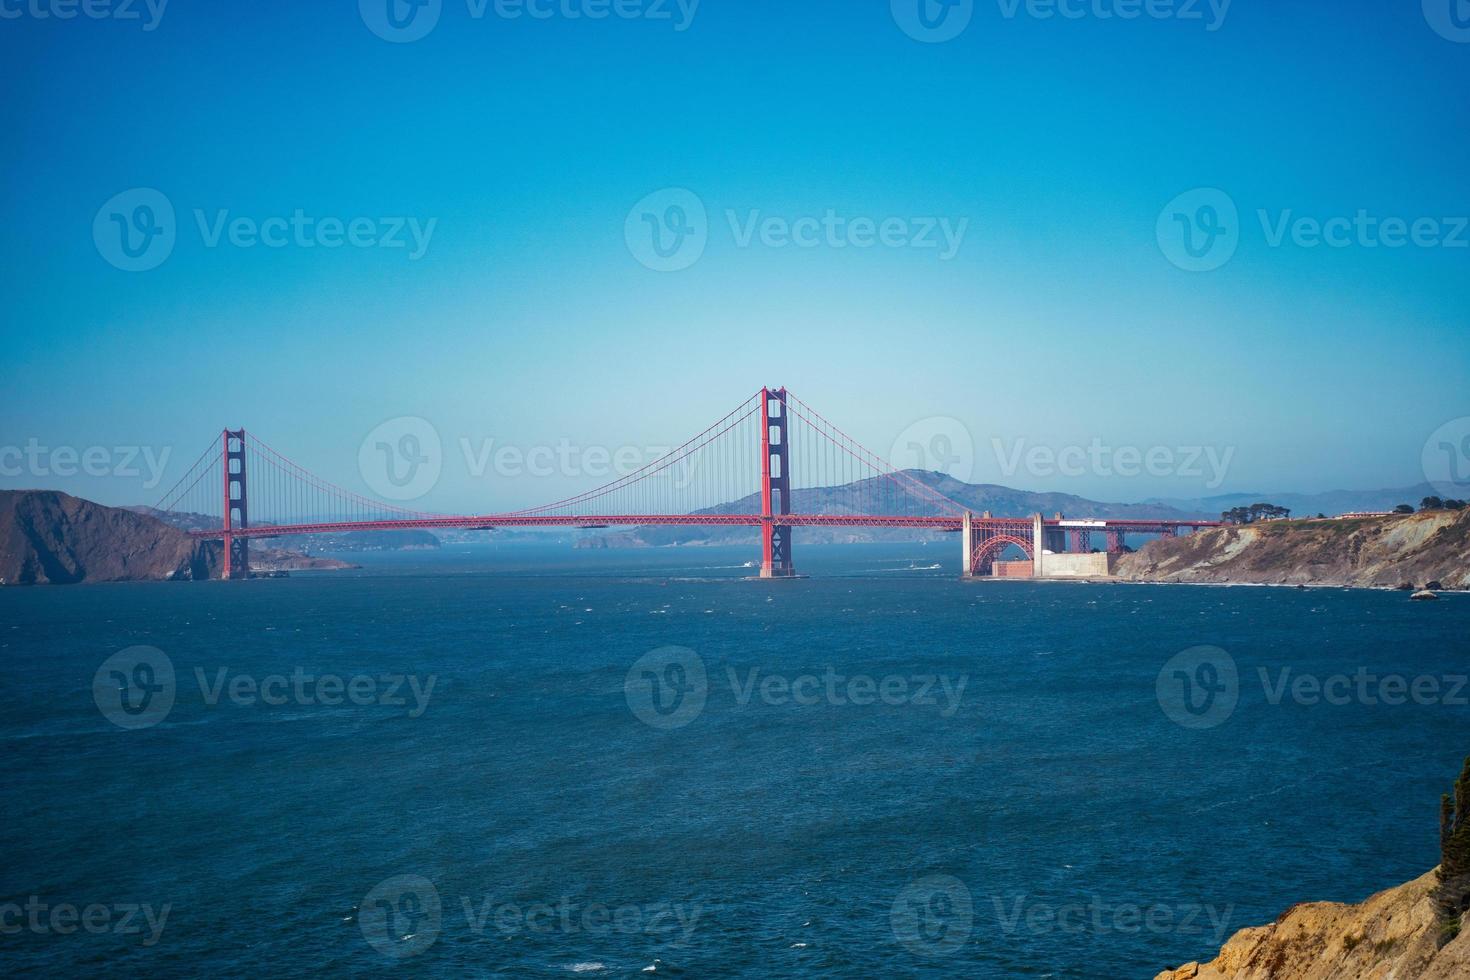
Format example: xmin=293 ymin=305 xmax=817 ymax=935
xmin=1 ymin=0 xmax=1467 ymax=512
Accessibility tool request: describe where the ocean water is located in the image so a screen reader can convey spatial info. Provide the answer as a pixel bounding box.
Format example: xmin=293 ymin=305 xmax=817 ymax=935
xmin=1 ymin=542 xmax=1467 ymax=977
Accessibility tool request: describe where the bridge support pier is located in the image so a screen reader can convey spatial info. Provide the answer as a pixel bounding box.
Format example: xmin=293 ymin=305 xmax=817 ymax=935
xmin=222 ymin=429 xmax=249 ymax=580
xmin=1032 ymin=513 xmax=1045 ymax=577
xmin=759 ymin=387 xmax=795 ymax=578
xmin=961 ymin=511 xmax=975 ymax=577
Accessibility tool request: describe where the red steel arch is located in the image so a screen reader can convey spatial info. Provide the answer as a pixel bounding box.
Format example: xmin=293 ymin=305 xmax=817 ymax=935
xmin=971 ymin=533 xmax=1034 ymax=576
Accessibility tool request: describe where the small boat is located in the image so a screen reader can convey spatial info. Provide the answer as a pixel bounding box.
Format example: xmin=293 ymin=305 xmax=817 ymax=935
xmin=1410 ymin=590 xmax=1439 ymax=601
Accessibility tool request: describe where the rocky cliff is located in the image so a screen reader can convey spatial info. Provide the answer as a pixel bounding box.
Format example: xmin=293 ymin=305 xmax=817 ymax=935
xmin=1116 ymin=511 xmax=1470 ymax=589
xmin=0 ymin=491 xmax=350 ymax=585
xmin=0 ymin=490 xmax=219 ymax=584
xmin=1157 ymin=869 xmax=1470 ymax=980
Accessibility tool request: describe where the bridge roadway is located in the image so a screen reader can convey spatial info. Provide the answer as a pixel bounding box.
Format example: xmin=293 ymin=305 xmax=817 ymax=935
xmin=188 ymin=514 xmax=1219 ymax=539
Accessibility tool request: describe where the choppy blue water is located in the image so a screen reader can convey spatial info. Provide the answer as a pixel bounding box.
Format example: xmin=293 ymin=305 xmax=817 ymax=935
xmin=2 ymin=543 xmax=1467 ymax=977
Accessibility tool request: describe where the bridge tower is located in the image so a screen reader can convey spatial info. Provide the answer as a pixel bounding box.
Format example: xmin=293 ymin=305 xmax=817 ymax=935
xmin=759 ymin=386 xmax=795 ymax=578
xmin=221 ymin=429 xmax=249 ymax=580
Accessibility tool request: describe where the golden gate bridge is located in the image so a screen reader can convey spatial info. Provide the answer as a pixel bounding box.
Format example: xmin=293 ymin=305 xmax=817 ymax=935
xmin=153 ymin=388 xmax=1218 ymax=580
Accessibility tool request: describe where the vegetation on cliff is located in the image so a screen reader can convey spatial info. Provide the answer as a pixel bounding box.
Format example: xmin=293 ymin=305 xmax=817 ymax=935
xmin=1438 ymin=757 xmax=1470 ymax=936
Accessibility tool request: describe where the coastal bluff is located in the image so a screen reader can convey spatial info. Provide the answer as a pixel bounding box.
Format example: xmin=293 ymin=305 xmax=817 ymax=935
xmin=1157 ymin=869 xmax=1470 ymax=980
xmin=0 ymin=489 xmax=219 ymax=585
xmin=0 ymin=490 xmax=350 ymax=585
xmin=1117 ymin=510 xmax=1470 ymax=589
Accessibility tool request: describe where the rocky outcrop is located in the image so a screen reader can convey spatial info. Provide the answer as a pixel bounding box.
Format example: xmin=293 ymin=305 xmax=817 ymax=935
xmin=1116 ymin=511 xmax=1470 ymax=589
xmin=0 ymin=490 xmax=219 ymax=584
xmin=1156 ymin=869 xmax=1470 ymax=980
xmin=0 ymin=491 xmax=351 ymax=585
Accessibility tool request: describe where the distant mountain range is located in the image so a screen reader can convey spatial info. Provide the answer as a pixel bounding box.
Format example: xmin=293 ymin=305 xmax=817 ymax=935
xmin=1145 ymin=483 xmax=1441 ymax=519
xmin=601 ymin=471 xmax=1207 ymax=547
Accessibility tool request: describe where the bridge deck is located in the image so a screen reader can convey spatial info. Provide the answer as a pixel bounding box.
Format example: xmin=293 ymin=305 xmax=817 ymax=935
xmin=188 ymin=515 xmax=1221 ymax=539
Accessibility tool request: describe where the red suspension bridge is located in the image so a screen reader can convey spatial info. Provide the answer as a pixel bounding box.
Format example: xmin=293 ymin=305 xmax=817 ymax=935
xmin=154 ymin=388 xmax=1219 ymax=580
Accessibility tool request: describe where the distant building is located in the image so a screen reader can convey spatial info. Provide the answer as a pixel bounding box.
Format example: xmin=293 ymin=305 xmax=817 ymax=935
xmin=1336 ymin=511 xmax=1394 ymax=520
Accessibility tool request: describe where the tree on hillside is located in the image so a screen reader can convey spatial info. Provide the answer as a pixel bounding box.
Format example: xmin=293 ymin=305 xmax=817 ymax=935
xmin=1221 ymin=502 xmax=1292 ymax=524
xmin=1394 ymin=504 xmax=1415 ymax=514
xmin=1423 ymin=496 xmax=1445 ymax=511
xmin=1446 ymin=500 xmax=1466 ymax=511
xmin=1437 ymin=756 xmax=1470 ymax=940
